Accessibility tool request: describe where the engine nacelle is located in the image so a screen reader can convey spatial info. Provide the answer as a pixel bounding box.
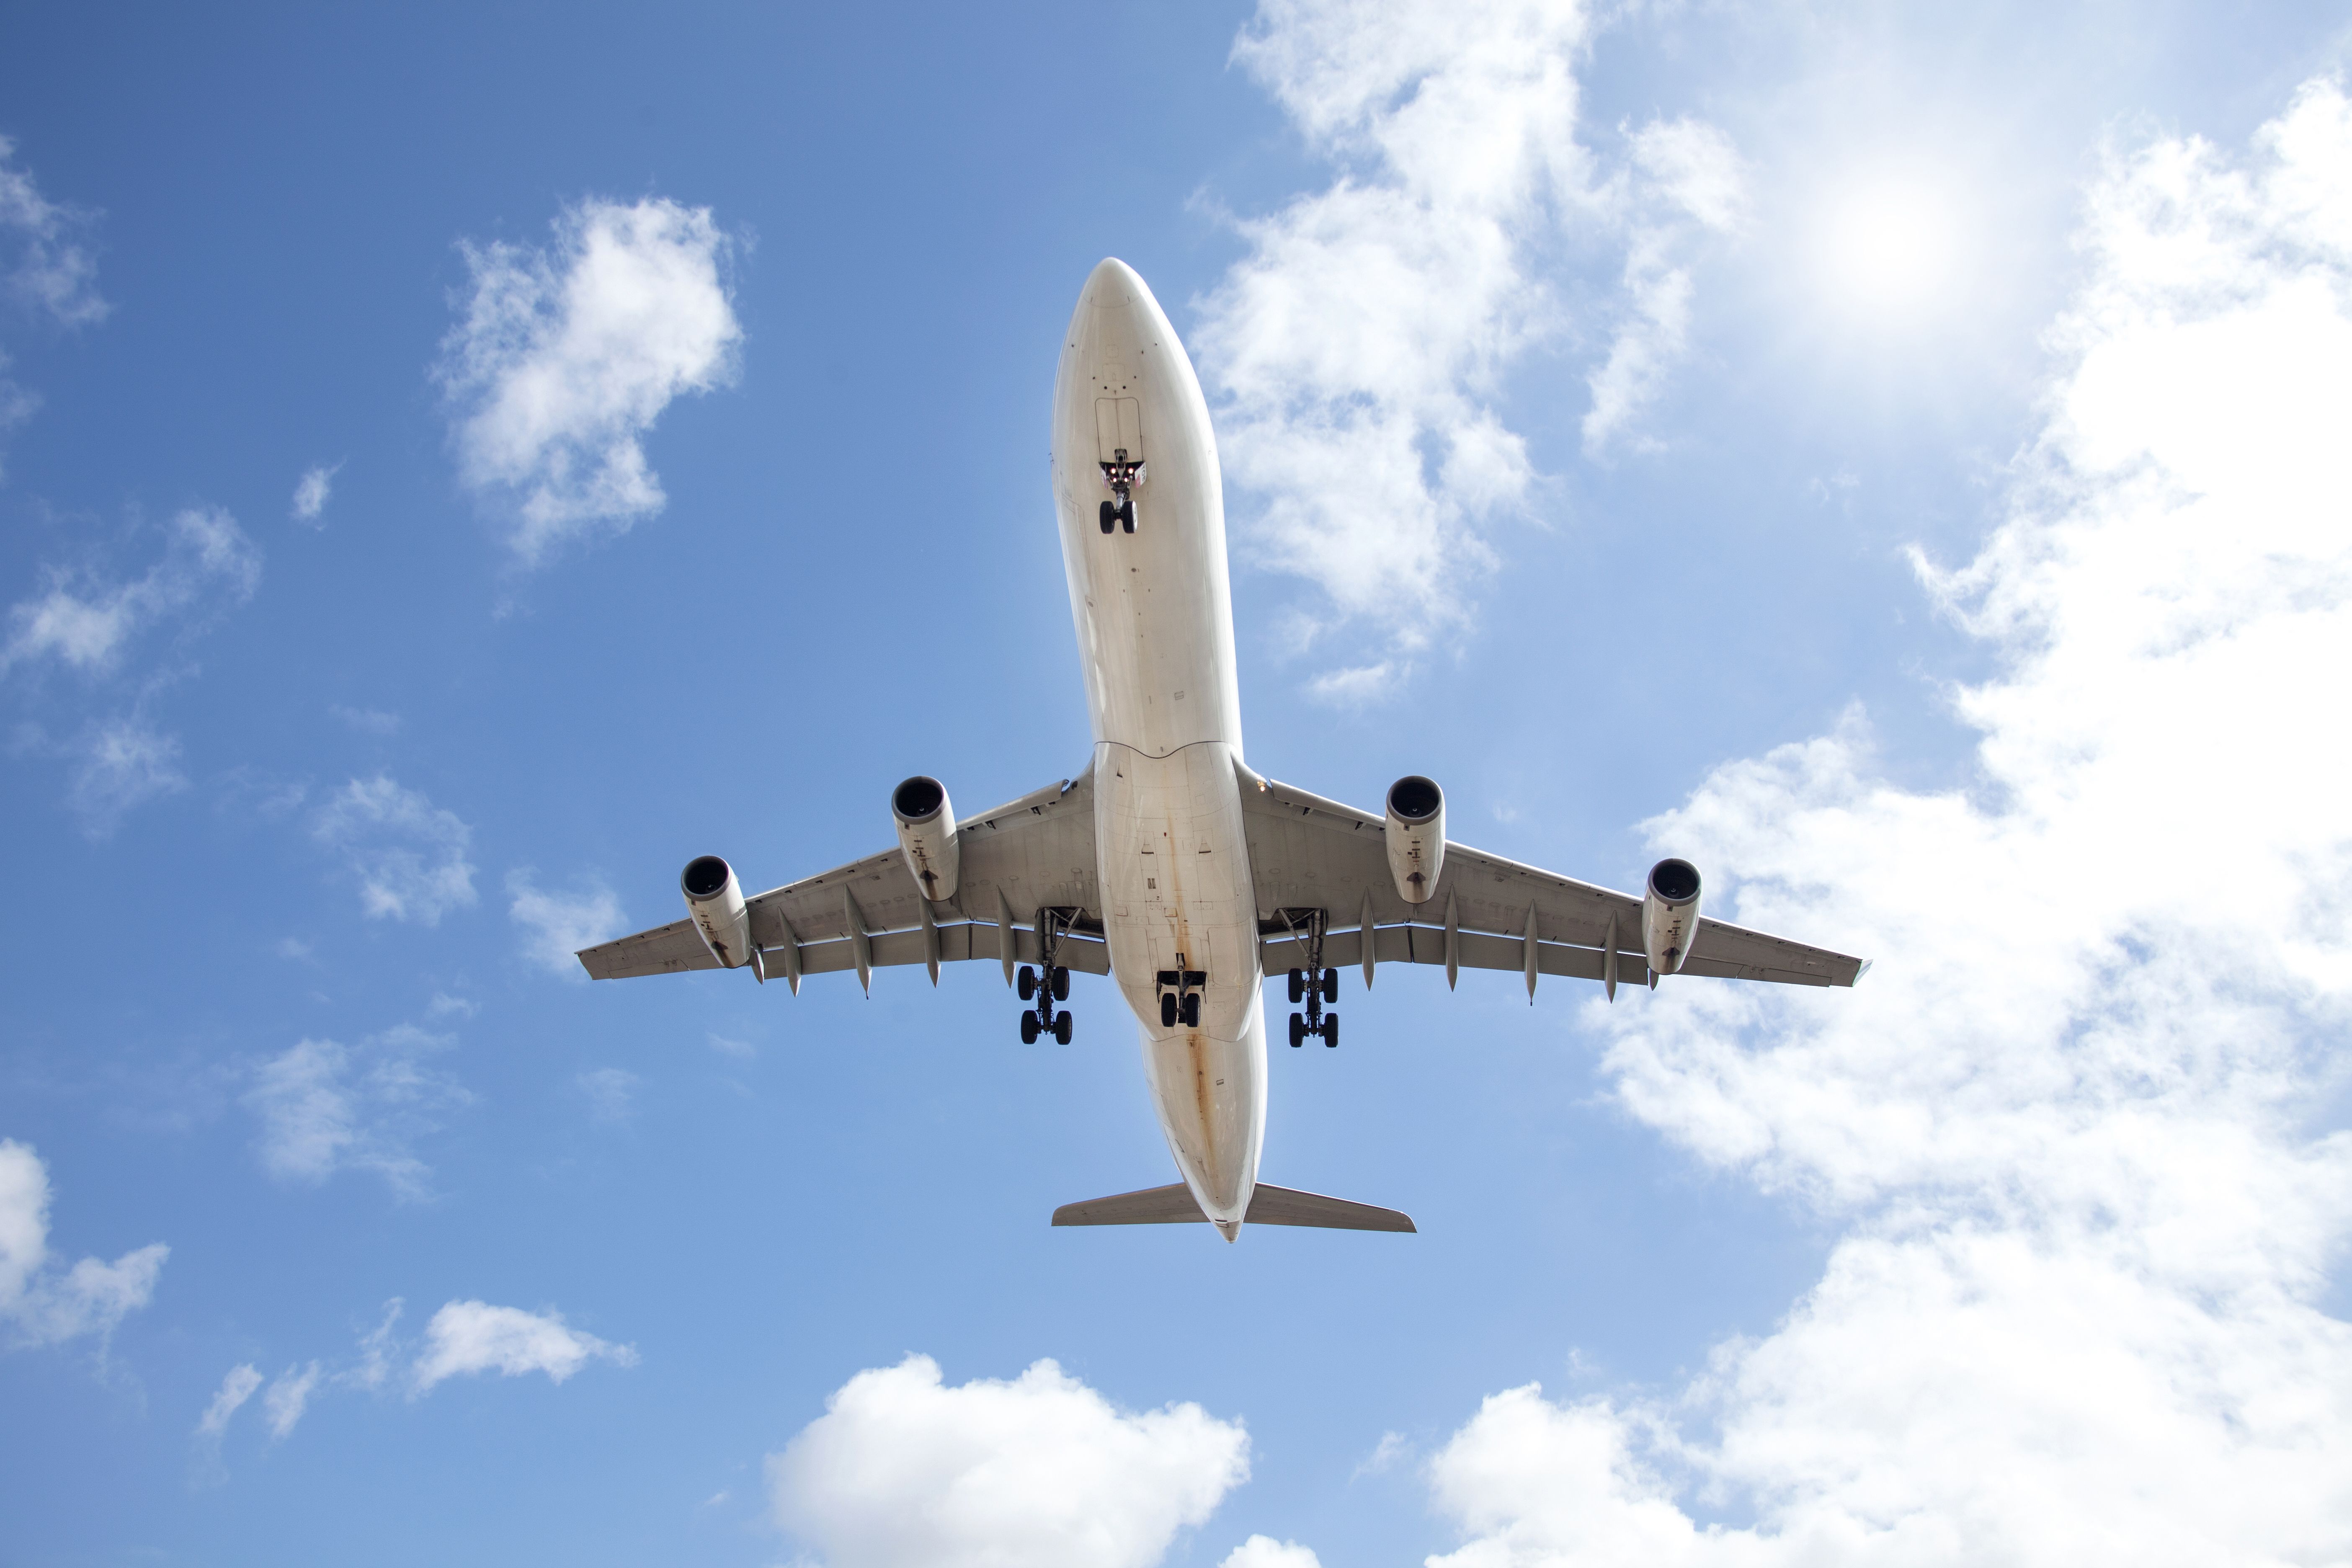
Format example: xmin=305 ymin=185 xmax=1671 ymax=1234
xmin=1384 ymin=775 xmax=1446 ymax=905
xmin=681 ymin=855 xmax=752 ymax=969
xmin=892 ymin=775 xmax=960 ymax=903
xmin=1642 ymin=858 xmax=1703 ymax=975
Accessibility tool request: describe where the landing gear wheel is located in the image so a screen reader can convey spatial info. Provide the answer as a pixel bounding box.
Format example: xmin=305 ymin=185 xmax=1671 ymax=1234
xmin=1322 ymin=968 xmax=1339 ymax=1003
xmin=1021 ymin=1012 xmax=1040 ymax=1044
xmin=1321 ymin=1013 xmax=1339 ymax=1048
xmin=1289 ymin=1011 xmax=1307 ymax=1048
xmin=1180 ymin=993 xmax=1200 ymax=1028
xmin=1287 ymin=968 xmax=1304 ymax=1003
xmin=1099 ymin=500 xmax=1116 ymax=534
xmin=1017 ymin=965 xmax=1037 ymax=1001
xmin=1054 ymin=1013 xmax=1073 ymax=1044
xmin=1119 ymin=500 xmax=1136 ymax=534
xmin=1161 ymin=993 xmax=1178 ymax=1027
xmin=1051 ymin=966 xmax=1070 ymax=1001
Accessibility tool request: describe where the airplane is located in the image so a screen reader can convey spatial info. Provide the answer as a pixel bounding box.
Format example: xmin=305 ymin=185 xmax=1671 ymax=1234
xmin=577 ymin=258 xmax=1869 ymax=1242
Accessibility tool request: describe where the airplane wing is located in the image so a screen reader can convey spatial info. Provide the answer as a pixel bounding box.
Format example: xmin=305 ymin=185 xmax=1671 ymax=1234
xmin=1237 ymin=764 xmax=1867 ymax=990
xmin=577 ymin=770 xmax=1105 ymax=986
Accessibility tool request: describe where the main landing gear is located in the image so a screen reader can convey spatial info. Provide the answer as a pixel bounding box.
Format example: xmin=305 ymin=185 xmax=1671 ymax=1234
xmin=1098 ymin=450 xmax=1143 ymax=534
xmin=1017 ymin=908 xmax=1077 ymax=1044
xmin=1156 ymin=961 xmax=1207 ymax=1029
xmin=1277 ymin=907 xmax=1339 ymax=1047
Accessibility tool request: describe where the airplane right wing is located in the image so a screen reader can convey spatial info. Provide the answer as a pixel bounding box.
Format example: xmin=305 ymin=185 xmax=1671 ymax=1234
xmin=577 ymin=769 xmax=1105 ymax=986
xmin=1237 ymin=764 xmax=1867 ymax=990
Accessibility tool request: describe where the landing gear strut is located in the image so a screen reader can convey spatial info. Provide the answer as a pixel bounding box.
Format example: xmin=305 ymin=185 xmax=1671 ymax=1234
xmin=1018 ymin=909 xmax=1078 ymax=1043
xmin=1098 ymin=450 xmax=1142 ymax=534
xmin=1155 ymin=959 xmax=1206 ymax=1029
xmin=1277 ymin=908 xmax=1339 ymax=1047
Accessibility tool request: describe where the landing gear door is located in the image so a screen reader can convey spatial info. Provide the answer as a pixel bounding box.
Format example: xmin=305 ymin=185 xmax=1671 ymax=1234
xmin=1095 ymin=397 xmax=1142 ymax=467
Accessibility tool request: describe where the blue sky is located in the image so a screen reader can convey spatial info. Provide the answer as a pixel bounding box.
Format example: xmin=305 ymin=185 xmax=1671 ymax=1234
xmin=5 ymin=3 xmax=2352 ymax=1565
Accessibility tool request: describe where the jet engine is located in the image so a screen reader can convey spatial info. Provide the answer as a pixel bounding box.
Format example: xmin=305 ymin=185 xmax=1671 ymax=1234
xmin=682 ymin=855 xmax=753 ymax=969
xmin=1642 ymin=858 xmax=1703 ymax=975
xmin=892 ymin=775 xmax=961 ymax=903
xmin=1384 ymin=775 xmax=1446 ymax=905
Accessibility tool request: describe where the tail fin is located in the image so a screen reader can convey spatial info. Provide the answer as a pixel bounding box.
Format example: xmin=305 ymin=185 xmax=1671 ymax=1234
xmin=1051 ymin=1181 xmax=1415 ymax=1233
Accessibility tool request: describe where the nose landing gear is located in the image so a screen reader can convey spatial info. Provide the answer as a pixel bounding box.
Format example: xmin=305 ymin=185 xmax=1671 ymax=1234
xmin=1155 ymin=962 xmax=1206 ymax=1030
xmin=1098 ymin=451 xmax=1143 ymax=534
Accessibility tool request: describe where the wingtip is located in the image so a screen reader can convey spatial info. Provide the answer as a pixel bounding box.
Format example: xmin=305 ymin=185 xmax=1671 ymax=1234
xmin=1854 ymin=958 xmax=1874 ymax=984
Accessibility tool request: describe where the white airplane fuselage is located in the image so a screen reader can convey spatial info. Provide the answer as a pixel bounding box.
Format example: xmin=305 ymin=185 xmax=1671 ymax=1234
xmin=1050 ymin=259 xmax=1265 ymax=1240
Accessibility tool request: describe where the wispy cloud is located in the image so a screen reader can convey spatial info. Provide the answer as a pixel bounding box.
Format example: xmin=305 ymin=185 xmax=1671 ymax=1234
xmin=576 ymin=1068 xmax=639 ymax=1126
xmin=194 ymin=1364 xmax=261 ymax=1439
xmin=507 ymin=869 xmax=624 ymax=975
xmin=63 ymin=713 xmax=186 ymax=836
xmin=328 ymin=703 xmax=399 ymax=735
xmin=245 ymin=1024 xmax=471 ymax=1199
xmin=290 ymin=462 xmax=341 ymax=524
xmin=1 ymin=506 xmax=260 ymax=680
xmin=411 ymin=1300 xmax=637 ymax=1393
xmin=1424 ymin=77 xmax=2352 ymax=1566
xmin=1193 ymin=0 xmax=1742 ymax=686
xmin=0 ymin=1138 xmax=167 ymax=1352
xmin=436 ymin=196 xmax=742 ymax=567
xmin=0 ymin=137 xmax=106 ymax=328
xmin=261 ymin=1361 xmax=322 ymax=1438
xmin=311 ymin=775 xmax=477 ymax=924
xmin=768 ymin=1354 xmax=1249 ymax=1568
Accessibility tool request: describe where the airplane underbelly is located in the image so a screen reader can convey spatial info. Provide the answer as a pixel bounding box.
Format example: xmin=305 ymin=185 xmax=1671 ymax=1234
xmin=1096 ymin=740 xmax=1266 ymax=1224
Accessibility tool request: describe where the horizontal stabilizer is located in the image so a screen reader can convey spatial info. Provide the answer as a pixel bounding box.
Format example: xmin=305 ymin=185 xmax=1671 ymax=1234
xmin=1052 ymin=1182 xmax=1414 ymax=1233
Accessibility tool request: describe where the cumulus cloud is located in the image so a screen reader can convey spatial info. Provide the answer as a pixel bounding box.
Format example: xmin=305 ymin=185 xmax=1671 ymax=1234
xmin=436 ymin=196 xmax=741 ymax=565
xmin=1221 ymin=1536 xmax=1323 ymax=1568
xmin=1423 ymin=77 xmax=2352 ymax=1567
xmin=1193 ymin=0 xmax=1741 ymax=677
xmin=411 ymin=1300 xmax=636 ymax=1393
xmin=311 ymin=775 xmax=477 ymax=924
xmin=0 ymin=1139 xmax=167 ymax=1351
xmin=1 ymin=506 xmax=260 ymax=680
xmin=0 ymin=136 xmax=106 ymax=328
xmin=507 ymin=869 xmax=624 ymax=975
xmin=245 ymin=1024 xmax=470 ymax=1198
xmin=290 ymin=462 xmax=340 ymax=523
xmin=768 ymin=1354 xmax=1250 ymax=1568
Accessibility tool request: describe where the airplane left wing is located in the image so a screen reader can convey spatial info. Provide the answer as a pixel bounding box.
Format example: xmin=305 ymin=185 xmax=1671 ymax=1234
xmin=1238 ymin=764 xmax=1867 ymax=990
xmin=578 ymin=770 xmax=1105 ymax=986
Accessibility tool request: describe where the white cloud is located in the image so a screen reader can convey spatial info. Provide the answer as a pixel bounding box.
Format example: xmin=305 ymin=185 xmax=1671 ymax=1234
xmin=245 ymin=1025 xmax=470 ymax=1198
xmin=507 ymin=869 xmax=625 ymax=975
xmin=64 ymin=713 xmax=186 ymax=836
xmin=768 ymin=1354 xmax=1250 ymax=1568
xmin=328 ymin=703 xmax=399 ymax=735
xmin=1423 ymin=77 xmax=2352 ymax=1567
xmin=262 ymin=1361 xmax=321 ymax=1438
xmin=311 ymin=775 xmax=477 ymax=924
xmin=290 ymin=462 xmax=340 ymax=523
xmin=436 ymin=196 xmax=741 ymax=565
xmin=1 ymin=505 xmax=260 ymax=679
xmin=1221 ymin=1536 xmax=1323 ymax=1568
xmin=0 ymin=136 xmax=106 ymax=328
xmin=576 ymin=1067 xmax=639 ymax=1125
xmin=1194 ymin=1 xmax=1742 ymax=673
xmin=411 ymin=1300 xmax=636 ymax=1393
xmin=196 ymin=1364 xmax=262 ymax=1439
xmin=0 ymin=1139 xmax=167 ymax=1351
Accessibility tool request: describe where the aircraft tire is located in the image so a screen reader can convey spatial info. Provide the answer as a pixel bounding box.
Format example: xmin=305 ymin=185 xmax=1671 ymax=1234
xmin=1322 ymin=1013 xmax=1338 ymax=1049
xmin=1021 ymin=1011 xmax=1040 ymax=1044
xmin=1017 ymin=965 xmax=1037 ymax=1001
xmin=1287 ymin=967 xmax=1303 ymax=1003
xmin=1054 ymin=1013 xmax=1073 ymax=1044
xmin=1119 ymin=500 xmax=1135 ymax=533
xmin=1051 ymin=966 xmax=1070 ymax=1001
xmin=1323 ymin=968 xmax=1339 ymax=1003
xmin=1099 ymin=500 xmax=1116 ymax=533
xmin=1161 ymin=993 xmax=1177 ymax=1028
xmin=1288 ymin=1012 xmax=1306 ymax=1048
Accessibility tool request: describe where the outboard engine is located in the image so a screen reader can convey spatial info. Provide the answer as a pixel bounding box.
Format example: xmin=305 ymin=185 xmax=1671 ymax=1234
xmin=1642 ymin=858 xmax=1703 ymax=975
xmin=1384 ymin=776 xmax=1445 ymax=905
xmin=682 ymin=855 xmax=752 ymax=969
xmin=892 ymin=775 xmax=961 ymax=903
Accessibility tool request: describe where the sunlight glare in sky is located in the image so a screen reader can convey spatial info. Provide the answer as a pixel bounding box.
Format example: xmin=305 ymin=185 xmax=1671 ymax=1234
xmin=1815 ymin=172 xmax=1968 ymax=320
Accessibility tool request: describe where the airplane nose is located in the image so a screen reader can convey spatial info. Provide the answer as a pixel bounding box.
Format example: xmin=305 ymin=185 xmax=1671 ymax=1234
xmin=1086 ymin=256 xmax=1147 ymax=311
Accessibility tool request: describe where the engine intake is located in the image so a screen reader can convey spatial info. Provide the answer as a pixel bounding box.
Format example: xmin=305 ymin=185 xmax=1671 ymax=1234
xmin=892 ymin=775 xmax=961 ymax=903
xmin=1384 ymin=775 xmax=1445 ymax=905
xmin=1642 ymin=857 xmax=1703 ymax=975
xmin=682 ymin=855 xmax=752 ymax=969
